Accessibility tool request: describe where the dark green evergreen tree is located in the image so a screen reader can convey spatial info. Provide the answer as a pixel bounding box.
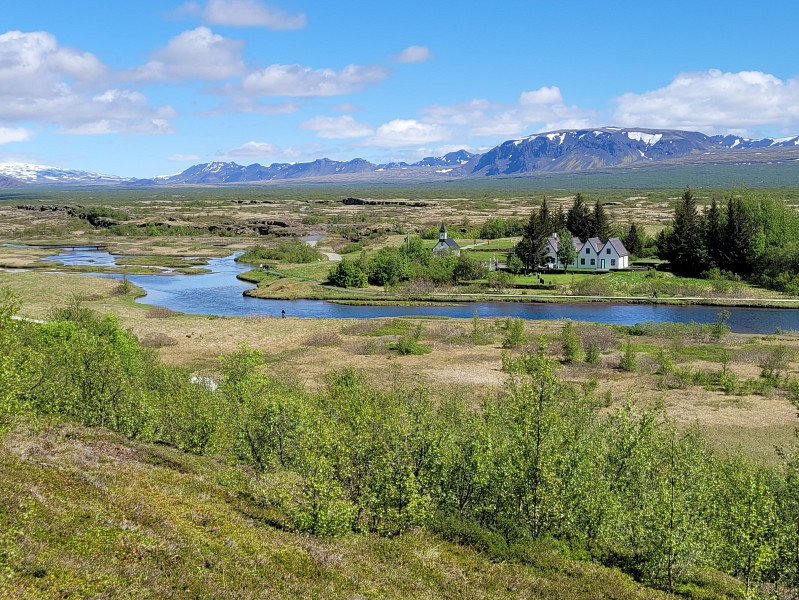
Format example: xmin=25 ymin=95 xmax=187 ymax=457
xmin=662 ymin=187 xmax=707 ymax=276
xmin=703 ymin=198 xmax=723 ymax=270
xmin=592 ymin=200 xmax=612 ymax=242
xmin=515 ymin=209 xmax=548 ymax=274
xmin=722 ymin=196 xmax=763 ymax=277
xmin=623 ymin=223 xmax=644 ymax=258
xmin=567 ymin=193 xmax=592 ymax=241
xmin=538 ymin=197 xmax=552 ymax=235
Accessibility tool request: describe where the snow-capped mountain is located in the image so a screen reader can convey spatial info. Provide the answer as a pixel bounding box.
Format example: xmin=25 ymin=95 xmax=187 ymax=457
xmin=711 ymin=134 xmax=799 ymax=149
xmin=414 ymin=150 xmax=475 ymax=167
xmin=0 ymin=162 xmax=132 ymax=185
xmin=464 ymin=128 xmax=725 ymax=176
xmin=3 ymin=128 xmax=799 ymax=186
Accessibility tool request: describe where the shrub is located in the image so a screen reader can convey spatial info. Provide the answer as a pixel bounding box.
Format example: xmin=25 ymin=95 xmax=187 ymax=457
xmin=239 ymin=237 xmax=322 ymax=264
xmin=620 ymin=342 xmax=638 ymax=372
xmin=303 ymin=332 xmax=342 ymax=347
xmin=585 ymin=340 xmax=601 ymax=364
xmin=328 ymin=259 xmax=367 ymax=288
xmin=390 ymin=323 xmax=431 ymax=355
xmin=146 ymin=305 xmax=178 ymax=319
xmin=501 ymin=318 xmax=527 ymax=348
xmin=140 ymin=332 xmax=178 ymax=348
xmin=561 ymin=321 xmax=582 ymax=363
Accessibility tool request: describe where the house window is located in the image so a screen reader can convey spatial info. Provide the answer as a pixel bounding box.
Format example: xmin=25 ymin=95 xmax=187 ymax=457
xmin=606 ymin=248 xmax=611 ymax=254
xmin=585 ymin=247 xmax=590 ymax=254
xmin=611 ymin=259 xmax=616 ymax=266
xmin=580 ymin=258 xmax=585 ymax=265
xmin=590 ymin=259 xmax=595 ymax=266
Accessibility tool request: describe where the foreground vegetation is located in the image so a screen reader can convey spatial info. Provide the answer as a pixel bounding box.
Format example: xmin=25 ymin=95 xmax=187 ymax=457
xmin=2 ymin=287 xmax=799 ymax=599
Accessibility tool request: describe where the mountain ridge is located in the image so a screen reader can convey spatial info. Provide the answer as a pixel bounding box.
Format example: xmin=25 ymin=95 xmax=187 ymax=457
xmin=2 ymin=129 xmax=798 ymax=186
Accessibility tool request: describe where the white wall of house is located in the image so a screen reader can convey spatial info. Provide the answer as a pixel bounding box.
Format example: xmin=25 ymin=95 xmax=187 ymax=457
xmin=542 ymin=234 xmax=628 ymax=271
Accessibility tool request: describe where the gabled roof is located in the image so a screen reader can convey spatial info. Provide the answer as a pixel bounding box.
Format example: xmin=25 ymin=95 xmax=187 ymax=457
xmin=573 ymin=237 xmax=583 ymax=251
xmin=548 ymin=235 xmax=559 ymax=252
xmin=586 ymin=237 xmax=603 ymax=252
xmin=606 ymin=237 xmax=628 ymax=256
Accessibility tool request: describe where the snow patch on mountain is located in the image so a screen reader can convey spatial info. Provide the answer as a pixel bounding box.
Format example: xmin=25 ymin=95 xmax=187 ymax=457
xmin=0 ymin=161 xmax=131 ymax=185
xmin=626 ymin=132 xmax=662 ymax=145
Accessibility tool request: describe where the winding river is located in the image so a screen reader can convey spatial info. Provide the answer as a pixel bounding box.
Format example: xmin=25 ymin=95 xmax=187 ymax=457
xmin=46 ymin=248 xmax=799 ymax=334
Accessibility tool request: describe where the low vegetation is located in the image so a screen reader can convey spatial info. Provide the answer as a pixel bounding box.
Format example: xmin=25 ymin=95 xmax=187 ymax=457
xmin=2 ymin=287 xmax=799 ymax=599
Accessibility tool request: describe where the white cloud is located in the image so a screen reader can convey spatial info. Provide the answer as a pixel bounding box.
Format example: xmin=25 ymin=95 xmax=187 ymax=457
xmin=0 ymin=126 xmax=32 ymax=144
xmin=0 ymin=30 xmax=107 ymax=96
xmin=301 ymin=115 xmax=373 ymax=139
xmin=420 ymin=87 xmax=593 ymax=138
xmin=613 ymin=69 xmax=799 ymax=134
xmin=202 ymin=0 xmax=306 ymax=29
xmin=362 ymin=119 xmax=451 ymax=148
xmin=125 ymin=27 xmax=245 ymax=82
xmin=240 ymin=63 xmax=389 ymax=97
xmin=0 ymin=30 xmax=176 ymax=135
xmin=223 ymin=140 xmax=322 ymax=160
xmin=396 ymin=46 xmax=433 ymax=64
xmin=519 ymin=86 xmax=562 ymax=105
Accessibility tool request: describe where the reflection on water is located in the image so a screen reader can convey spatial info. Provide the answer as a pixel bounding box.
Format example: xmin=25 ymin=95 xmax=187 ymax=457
xmin=45 ymin=249 xmax=118 ymax=267
xmin=44 ymin=249 xmax=799 ymax=333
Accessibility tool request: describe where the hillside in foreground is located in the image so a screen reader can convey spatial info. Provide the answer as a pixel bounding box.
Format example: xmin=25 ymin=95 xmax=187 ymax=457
xmin=1 ymin=421 xmax=677 ymax=600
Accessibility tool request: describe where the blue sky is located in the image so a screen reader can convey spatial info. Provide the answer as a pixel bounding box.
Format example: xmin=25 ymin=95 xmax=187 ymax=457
xmin=1 ymin=0 xmax=797 ymax=177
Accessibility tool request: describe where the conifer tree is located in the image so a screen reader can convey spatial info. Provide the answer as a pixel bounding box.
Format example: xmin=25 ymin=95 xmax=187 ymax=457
xmin=567 ymin=193 xmax=592 ymax=241
xmin=662 ymin=187 xmax=707 ymax=276
xmin=515 ymin=209 xmax=548 ymax=273
xmin=592 ymin=200 xmax=612 ymax=242
xmin=623 ymin=223 xmax=644 ymax=258
xmin=703 ymin=198 xmax=723 ymax=270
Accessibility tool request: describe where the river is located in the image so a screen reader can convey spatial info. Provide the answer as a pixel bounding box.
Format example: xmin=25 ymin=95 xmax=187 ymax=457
xmin=44 ymin=248 xmax=799 ymax=334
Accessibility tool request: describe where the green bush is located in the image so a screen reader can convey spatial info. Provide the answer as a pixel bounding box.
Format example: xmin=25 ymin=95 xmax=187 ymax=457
xmin=620 ymin=342 xmax=638 ymax=372
xmin=239 ymin=237 xmax=323 ymax=264
xmin=501 ymin=317 xmax=527 ymax=348
xmin=561 ymin=321 xmax=583 ymax=363
xmin=328 ymin=259 xmax=367 ymax=288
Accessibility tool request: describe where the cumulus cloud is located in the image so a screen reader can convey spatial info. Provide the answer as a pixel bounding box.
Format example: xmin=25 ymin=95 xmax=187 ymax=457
xmin=362 ymin=119 xmax=451 ymax=148
xmin=175 ymin=0 xmax=306 ymax=29
xmin=420 ymin=86 xmax=593 ymax=138
xmin=396 ymin=46 xmax=433 ymax=63
xmin=0 ymin=126 xmax=32 ymax=144
xmin=301 ymin=115 xmax=373 ymax=139
xmin=239 ymin=63 xmax=389 ymax=97
xmin=223 ymin=140 xmax=322 ymax=160
xmin=125 ymin=27 xmax=245 ymax=82
xmin=0 ymin=30 xmax=107 ymax=96
xmin=0 ymin=31 xmax=177 ymax=135
xmin=613 ymin=69 xmax=799 ymax=134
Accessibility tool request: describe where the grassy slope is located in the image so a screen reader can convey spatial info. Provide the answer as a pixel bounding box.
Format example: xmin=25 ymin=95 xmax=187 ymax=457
xmin=1 ymin=421 xmax=671 ymax=600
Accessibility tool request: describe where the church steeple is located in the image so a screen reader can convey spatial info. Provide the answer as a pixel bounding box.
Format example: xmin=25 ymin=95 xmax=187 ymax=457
xmin=439 ymin=221 xmax=447 ymax=241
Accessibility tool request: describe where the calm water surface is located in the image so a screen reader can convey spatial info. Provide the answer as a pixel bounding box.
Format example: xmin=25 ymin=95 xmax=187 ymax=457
xmin=46 ymin=249 xmax=799 ymax=333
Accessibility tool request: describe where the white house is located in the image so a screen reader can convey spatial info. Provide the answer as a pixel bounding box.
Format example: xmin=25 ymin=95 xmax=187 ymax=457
xmin=544 ymin=233 xmax=628 ymax=271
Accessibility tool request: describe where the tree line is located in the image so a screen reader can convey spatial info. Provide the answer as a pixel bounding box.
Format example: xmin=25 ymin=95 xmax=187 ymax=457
xmin=659 ymin=187 xmax=799 ymax=292
xmin=2 ymin=288 xmax=799 ymax=597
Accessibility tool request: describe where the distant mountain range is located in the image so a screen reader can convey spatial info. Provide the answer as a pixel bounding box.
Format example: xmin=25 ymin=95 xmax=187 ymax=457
xmin=2 ymin=129 xmax=798 ymax=186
